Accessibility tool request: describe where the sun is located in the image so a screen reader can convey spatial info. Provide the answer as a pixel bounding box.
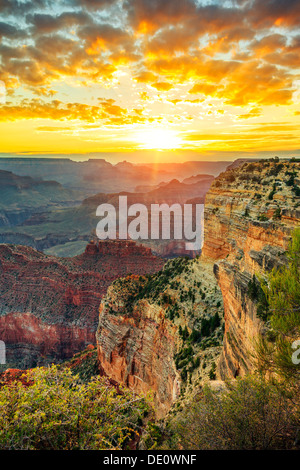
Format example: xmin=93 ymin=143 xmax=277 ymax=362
xmin=134 ymin=128 xmax=183 ymax=150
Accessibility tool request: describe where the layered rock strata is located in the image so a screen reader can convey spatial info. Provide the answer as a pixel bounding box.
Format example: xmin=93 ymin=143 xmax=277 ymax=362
xmin=202 ymin=159 xmax=300 ymax=378
xmin=0 ymin=241 xmax=164 ymax=368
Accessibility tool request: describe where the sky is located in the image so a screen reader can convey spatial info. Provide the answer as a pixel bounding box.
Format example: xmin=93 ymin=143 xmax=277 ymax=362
xmin=0 ymin=0 xmax=299 ymax=162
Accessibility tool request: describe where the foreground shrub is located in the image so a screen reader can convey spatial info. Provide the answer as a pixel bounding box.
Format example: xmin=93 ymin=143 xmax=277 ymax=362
xmin=0 ymin=365 xmax=150 ymax=450
xmin=165 ymin=375 xmax=297 ymax=450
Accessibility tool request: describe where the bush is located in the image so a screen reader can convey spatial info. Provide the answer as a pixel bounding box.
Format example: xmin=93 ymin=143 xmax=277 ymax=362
xmin=273 ymin=207 xmax=282 ymax=220
xmin=226 ymin=173 xmax=236 ymax=183
xmin=268 ymin=183 xmax=276 ymax=200
xmin=247 ymin=275 xmax=269 ymax=321
xmin=258 ymin=214 xmax=269 ymax=221
xmin=168 ymin=375 xmax=297 ymax=449
xmin=0 ymin=365 xmax=150 ymax=450
xmin=208 ymin=362 xmax=216 ymax=380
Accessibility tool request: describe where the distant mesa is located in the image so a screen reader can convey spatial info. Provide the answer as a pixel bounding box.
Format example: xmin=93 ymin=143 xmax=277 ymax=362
xmin=85 ymin=239 xmax=153 ymax=257
xmin=182 ymin=174 xmax=214 ymax=185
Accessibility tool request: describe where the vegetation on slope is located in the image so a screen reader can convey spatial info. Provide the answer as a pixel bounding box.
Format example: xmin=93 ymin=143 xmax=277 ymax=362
xmin=161 ymin=375 xmax=297 ymax=450
xmin=0 ymin=365 xmax=150 ymax=450
xmin=255 ymin=228 xmax=300 ymax=380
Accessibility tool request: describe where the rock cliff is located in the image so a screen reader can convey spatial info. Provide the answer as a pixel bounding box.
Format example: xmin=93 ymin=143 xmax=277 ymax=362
xmin=96 ymin=257 xmax=224 ymax=417
xmin=202 ymin=159 xmax=300 ymax=379
xmin=0 ymin=241 xmax=164 ymax=368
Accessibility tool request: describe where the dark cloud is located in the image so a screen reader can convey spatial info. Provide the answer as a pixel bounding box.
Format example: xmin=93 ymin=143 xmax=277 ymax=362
xmin=249 ymin=0 xmax=300 ymax=28
xmin=0 ymin=21 xmax=24 ymax=38
xmin=27 ymin=11 xmax=91 ymax=35
xmin=124 ymin=0 xmax=197 ymax=32
xmin=77 ymin=0 xmax=118 ymax=9
xmin=77 ymin=22 xmax=132 ymax=58
xmin=0 ymin=0 xmax=62 ymax=15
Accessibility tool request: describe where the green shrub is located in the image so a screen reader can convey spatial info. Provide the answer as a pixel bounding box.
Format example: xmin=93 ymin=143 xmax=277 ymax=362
xmin=0 ymin=365 xmax=149 ymax=450
xmin=256 ymin=228 xmax=300 ymax=379
xmin=247 ymin=274 xmax=269 ymax=321
xmin=168 ymin=375 xmax=297 ymax=449
xmin=258 ymin=214 xmax=269 ymax=221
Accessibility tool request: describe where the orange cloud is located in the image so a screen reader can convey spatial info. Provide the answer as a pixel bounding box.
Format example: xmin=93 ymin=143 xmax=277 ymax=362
xmin=0 ymin=98 xmax=159 ymax=127
xmin=189 ymin=83 xmax=221 ymax=96
xmin=238 ymin=107 xmax=262 ymax=119
xmin=151 ymin=81 xmax=173 ymax=91
xmin=0 ymin=0 xmax=299 ymax=156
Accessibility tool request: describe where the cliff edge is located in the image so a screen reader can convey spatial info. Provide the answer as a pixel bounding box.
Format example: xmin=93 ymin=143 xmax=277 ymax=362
xmin=202 ymin=159 xmax=300 ymax=378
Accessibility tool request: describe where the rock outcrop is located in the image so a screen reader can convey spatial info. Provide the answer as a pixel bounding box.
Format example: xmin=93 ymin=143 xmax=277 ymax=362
xmin=96 ymin=258 xmax=224 ymax=417
xmin=202 ymin=159 xmax=300 ymax=379
xmin=0 ymin=241 xmax=164 ymax=369
xmin=97 ymin=277 xmax=181 ymax=418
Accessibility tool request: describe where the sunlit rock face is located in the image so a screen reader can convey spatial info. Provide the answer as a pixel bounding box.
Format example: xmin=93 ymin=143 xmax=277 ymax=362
xmin=202 ymin=160 xmax=300 ymax=379
xmin=96 ymin=275 xmax=182 ymax=419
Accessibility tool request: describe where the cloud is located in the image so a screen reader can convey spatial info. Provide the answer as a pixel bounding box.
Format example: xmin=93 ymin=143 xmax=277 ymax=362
xmin=182 ymin=122 xmax=300 ymax=152
xmin=124 ymin=0 xmax=197 ymax=33
xmin=238 ymin=107 xmax=262 ymax=119
xmin=134 ymin=71 xmax=158 ymax=83
xmin=0 ymin=0 xmax=299 ymax=129
xmin=189 ymin=83 xmax=221 ymax=96
xmin=36 ymin=125 xmax=73 ymax=131
xmin=0 ymin=21 xmax=25 ymax=38
xmin=0 ymin=0 xmax=70 ymax=16
xmin=0 ymin=97 xmax=151 ymax=126
xmin=249 ymin=0 xmax=300 ymax=28
xmin=150 ymin=81 xmax=173 ymax=91
xmin=222 ymin=60 xmax=295 ymax=106
xmin=78 ymin=0 xmax=118 ymax=9
xmin=77 ymin=22 xmax=132 ymax=57
xmin=27 ymin=11 xmax=91 ymax=35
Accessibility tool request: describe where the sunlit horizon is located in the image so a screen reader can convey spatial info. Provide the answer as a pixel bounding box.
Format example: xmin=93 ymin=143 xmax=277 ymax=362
xmin=0 ymin=0 xmax=299 ymax=162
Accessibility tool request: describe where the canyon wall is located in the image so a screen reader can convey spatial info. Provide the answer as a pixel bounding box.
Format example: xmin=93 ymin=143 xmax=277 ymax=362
xmin=97 ymin=277 xmax=181 ymax=418
xmin=202 ymin=159 xmax=300 ymax=379
xmin=0 ymin=241 xmax=164 ymax=368
xmin=96 ymin=258 xmax=224 ymax=417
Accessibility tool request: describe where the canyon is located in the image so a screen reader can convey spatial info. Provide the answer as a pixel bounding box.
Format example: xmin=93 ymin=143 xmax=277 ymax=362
xmin=0 ymin=158 xmax=299 ymax=419
xmin=96 ymin=257 xmax=224 ymax=417
xmin=0 ymin=240 xmax=164 ymax=369
xmin=95 ymin=159 xmax=300 ymax=415
xmin=0 ymin=174 xmax=212 ymax=258
xmin=0 ymin=158 xmax=229 ymax=195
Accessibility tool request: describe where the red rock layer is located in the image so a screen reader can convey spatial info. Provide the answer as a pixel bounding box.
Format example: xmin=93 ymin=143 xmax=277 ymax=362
xmin=0 ymin=242 xmax=164 ymax=368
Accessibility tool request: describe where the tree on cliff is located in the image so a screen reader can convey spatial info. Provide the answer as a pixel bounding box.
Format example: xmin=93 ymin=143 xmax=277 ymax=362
xmin=255 ymin=228 xmax=300 ymax=380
